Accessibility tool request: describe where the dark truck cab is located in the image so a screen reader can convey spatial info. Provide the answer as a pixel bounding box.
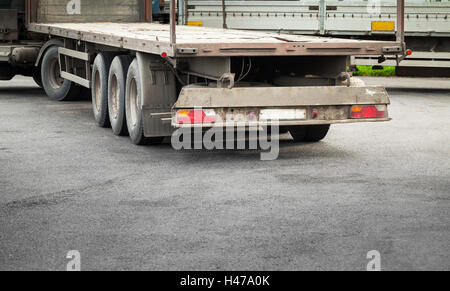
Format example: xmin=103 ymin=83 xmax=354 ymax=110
xmin=0 ymin=0 xmax=43 ymax=83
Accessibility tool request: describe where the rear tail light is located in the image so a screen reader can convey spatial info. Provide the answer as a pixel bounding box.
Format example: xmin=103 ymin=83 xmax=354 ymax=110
xmin=351 ymin=105 xmax=387 ymax=119
xmin=176 ymin=109 xmax=216 ymax=124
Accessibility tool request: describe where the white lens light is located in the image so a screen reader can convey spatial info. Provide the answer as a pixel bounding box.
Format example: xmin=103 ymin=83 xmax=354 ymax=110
xmin=260 ymin=109 xmax=307 ymax=120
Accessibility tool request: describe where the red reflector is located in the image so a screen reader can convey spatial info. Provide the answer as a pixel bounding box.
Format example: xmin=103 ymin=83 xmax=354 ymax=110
xmin=351 ymin=105 xmax=386 ymax=119
xmin=176 ymin=109 xmax=216 ymax=124
xmin=312 ymin=108 xmax=319 ymax=118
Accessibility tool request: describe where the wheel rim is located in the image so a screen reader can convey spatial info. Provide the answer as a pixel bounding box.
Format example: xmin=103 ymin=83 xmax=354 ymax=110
xmin=93 ymin=70 xmax=101 ymax=111
xmin=109 ymin=74 xmax=119 ymax=119
xmin=129 ymin=77 xmax=138 ymax=127
xmin=47 ymin=58 xmax=64 ymax=89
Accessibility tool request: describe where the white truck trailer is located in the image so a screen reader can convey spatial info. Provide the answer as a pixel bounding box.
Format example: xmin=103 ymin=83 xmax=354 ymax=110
xmin=184 ymin=0 xmax=450 ymax=76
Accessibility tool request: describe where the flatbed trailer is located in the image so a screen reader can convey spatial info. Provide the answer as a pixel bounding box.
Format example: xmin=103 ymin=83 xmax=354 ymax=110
xmin=1 ymin=0 xmax=408 ymax=146
xmin=28 ymin=22 xmax=401 ymax=57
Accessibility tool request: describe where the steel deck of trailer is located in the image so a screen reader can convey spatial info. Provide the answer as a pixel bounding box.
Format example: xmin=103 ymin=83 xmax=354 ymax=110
xmin=28 ymin=22 xmax=400 ymax=57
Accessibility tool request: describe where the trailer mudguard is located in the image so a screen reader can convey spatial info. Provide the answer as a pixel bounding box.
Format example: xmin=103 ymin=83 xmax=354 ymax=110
xmin=136 ymin=52 xmax=178 ymax=137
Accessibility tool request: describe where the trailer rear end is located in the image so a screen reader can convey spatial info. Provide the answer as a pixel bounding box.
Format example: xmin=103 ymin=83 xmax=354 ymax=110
xmin=3 ymin=0 xmax=408 ymax=146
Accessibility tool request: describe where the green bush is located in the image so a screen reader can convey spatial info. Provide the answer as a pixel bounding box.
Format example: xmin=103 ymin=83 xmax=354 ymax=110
xmin=352 ymin=66 xmax=396 ymax=77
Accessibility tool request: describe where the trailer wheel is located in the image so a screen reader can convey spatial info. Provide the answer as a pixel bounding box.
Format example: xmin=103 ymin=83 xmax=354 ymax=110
xmin=288 ymin=126 xmax=307 ymax=142
xmin=125 ymin=59 xmax=164 ymax=145
xmin=41 ymin=46 xmax=80 ymax=101
xmin=108 ymin=55 xmax=133 ymax=136
xmin=91 ymin=53 xmax=114 ymax=128
xmin=304 ymin=125 xmax=330 ymax=142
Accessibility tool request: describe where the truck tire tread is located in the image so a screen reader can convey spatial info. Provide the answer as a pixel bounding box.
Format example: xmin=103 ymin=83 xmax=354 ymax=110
xmin=108 ymin=55 xmax=133 ymax=136
xmin=41 ymin=46 xmax=80 ymax=101
xmin=125 ymin=59 xmax=164 ymax=146
xmin=91 ymin=52 xmax=115 ymax=128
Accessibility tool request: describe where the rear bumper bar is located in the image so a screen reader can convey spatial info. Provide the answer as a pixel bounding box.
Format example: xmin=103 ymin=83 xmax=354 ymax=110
xmin=174 ymin=85 xmax=390 ymax=108
xmin=172 ymin=85 xmax=391 ymax=127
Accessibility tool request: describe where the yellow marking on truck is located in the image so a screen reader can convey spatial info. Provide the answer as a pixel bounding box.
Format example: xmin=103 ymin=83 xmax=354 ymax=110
xmin=187 ymin=21 xmax=203 ymax=27
xmin=371 ymin=21 xmax=395 ymax=31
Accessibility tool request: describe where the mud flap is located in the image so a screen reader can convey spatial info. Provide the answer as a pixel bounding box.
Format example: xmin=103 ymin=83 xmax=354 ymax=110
xmin=136 ymin=52 xmax=178 ymax=137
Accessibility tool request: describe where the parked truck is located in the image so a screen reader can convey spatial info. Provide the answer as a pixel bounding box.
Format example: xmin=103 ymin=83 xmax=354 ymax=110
xmin=0 ymin=0 xmax=408 ymax=146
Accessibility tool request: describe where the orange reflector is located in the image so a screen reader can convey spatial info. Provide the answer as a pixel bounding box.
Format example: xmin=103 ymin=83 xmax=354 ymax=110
xmin=371 ymin=21 xmax=395 ymax=31
xmin=351 ymin=105 xmax=363 ymax=113
xmin=187 ymin=21 xmax=203 ymax=27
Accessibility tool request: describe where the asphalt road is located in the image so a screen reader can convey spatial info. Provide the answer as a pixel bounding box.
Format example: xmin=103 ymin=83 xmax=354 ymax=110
xmin=0 ymin=76 xmax=449 ymax=271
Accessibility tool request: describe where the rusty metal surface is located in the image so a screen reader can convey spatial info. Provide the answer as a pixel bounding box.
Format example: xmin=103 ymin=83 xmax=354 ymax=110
xmin=0 ymin=9 xmax=18 ymax=41
xmin=172 ymin=113 xmax=390 ymax=128
xmin=172 ymin=85 xmax=391 ymax=127
xmin=144 ymin=0 xmax=152 ymax=23
xmin=174 ymin=85 xmax=390 ymax=108
xmin=170 ymin=0 xmax=176 ymax=46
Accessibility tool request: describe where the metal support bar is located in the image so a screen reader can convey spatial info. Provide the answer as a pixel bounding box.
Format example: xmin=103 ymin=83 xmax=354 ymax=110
xmin=60 ymin=71 xmax=90 ymax=88
xmin=221 ymin=0 xmax=227 ymax=29
xmin=179 ymin=0 xmax=185 ymax=25
xmin=319 ymin=0 xmax=326 ymax=35
xmin=58 ymin=47 xmax=89 ymax=61
xmin=25 ymin=0 xmax=30 ymax=26
xmin=170 ymin=0 xmax=176 ymax=46
xmin=396 ymin=0 xmax=405 ymax=47
xmin=58 ymin=45 xmax=91 ymax=88
xmin=26 ymin=0 xmax=32 ymax=25
xmin=144 ymin=0 xmax=153 ymax=22
xmin=185 ymin=0 xmax=189 ymax=24
xmin=26 ymin=0 xmax=39 ymax=25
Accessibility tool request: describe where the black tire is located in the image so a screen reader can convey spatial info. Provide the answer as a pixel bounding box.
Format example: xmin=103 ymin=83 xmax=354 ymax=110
xmin=108 ymin=55 xmax=133 ymax=136
xmin=91 ymin=53 xmax=114 ymax=127
xmin=289 ymin=126 xmax=308 ymax=142
xmin=304 ymin=125 xmax=330 ymax=142
xmin=125 ymin=59 xmax=164 ymax=145
xmin=41 ymin=46 xmax=80 ymax=101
